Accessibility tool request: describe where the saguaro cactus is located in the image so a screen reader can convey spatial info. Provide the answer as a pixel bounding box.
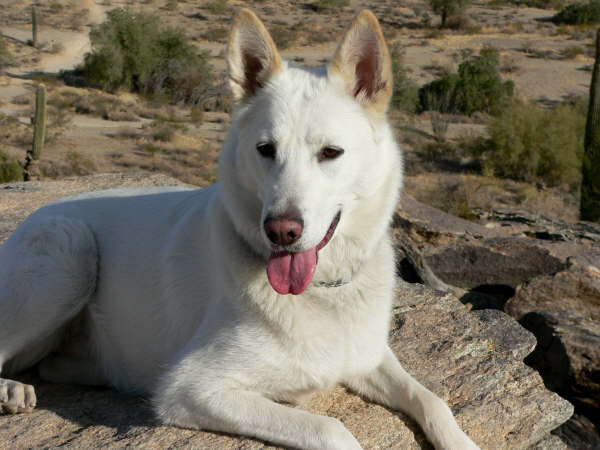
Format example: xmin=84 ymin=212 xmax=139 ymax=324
xmin=31 ymin=84 xmax=47 ymax=161
xmin=31 ymin=6 xmax=39 ymax=48
xmin=581 ymin=28 xmax=600 ymax=222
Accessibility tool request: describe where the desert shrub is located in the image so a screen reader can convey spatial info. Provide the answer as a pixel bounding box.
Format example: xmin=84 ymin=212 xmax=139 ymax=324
xmin=0 ymin=37 xmax=13 ymax=68
xmin=165 ymin=0 xmax=178 ymax=11
xmin=314 ymin=0 xmax=350 ymax=12
xmin=74 ymin=93 xmax=138 ymax=120
xmin=190 ymin=105 xmax=204 ymax=125
xmin=270 ymin=25 xmax=297 ymax=50
xmin=0 ymin=150 xmax=23 ymax=183
xmin=552 ymin=0 xmax=600 ymax=25
xmin=560 ymin=45 xmax=584 ymax=59
xmin=48 ymin=105 xmax=73 ymax=128
xmin=430 ymin=111 xmax=451 ymax=141
xmin=428 ymin=0 xmax=471 ymax=27
xmin=49 ymin=1 xmax=65 ymax=13
xmin=390 ymin=44 xmax=420 ymax=114
xmin=49 ymin=90 xmax=81 ymax=110
xmin=444 ymin=14 xmax=473 ymax=31
xmin=524 ymin=0 xmax=564 ymax=7
xmin=207 ymin=0 xmax=228 ymax=15
xmin=148 ymin=118 xmax=187 ymax=141
xmin=65 ymin=151 xmax=95 ymax=175
xmin=464 ymin=99 xmax=585 ymax=189
xmin=83 ymin=8 xmax=212 ymax=105
xmin=497 ymin=0 xmax=564 ymax=8
xmin=419 ymin=48 xmax=513 ymax=116
xmin=0 ymin=113 xmax=18 ymax=126
xmin=419 ymin=72 xmax=460 ymax=112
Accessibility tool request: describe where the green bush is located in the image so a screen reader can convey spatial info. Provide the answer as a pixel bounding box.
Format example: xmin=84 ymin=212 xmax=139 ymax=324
xmin=0 ymin=150 xmax=23 ymax=183
xmin=552 ymin=0 xmax=600 ymax=25
xmin=464 ymin=100 xmax=585 ymax=189
xmin=419 ymin=49 xmax=513 ymax=115
xmin=83 ymin=8 xmax=212 ymax=104
xmin=390 ymin=44 xmax=420 ymax=114
xmin=148 ymin=118 xmax=187 ymax=142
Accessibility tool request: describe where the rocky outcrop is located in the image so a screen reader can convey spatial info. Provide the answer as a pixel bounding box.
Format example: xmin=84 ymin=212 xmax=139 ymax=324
xmin=0 ymin=174 xmax=574 ymax=449
xmin=505 ymin=260 xmax=600 ymax=321
xmin=393 ymin=195 xmax=600 ymax=447
xmin=505 ymin=261 xmax=600 ymax=441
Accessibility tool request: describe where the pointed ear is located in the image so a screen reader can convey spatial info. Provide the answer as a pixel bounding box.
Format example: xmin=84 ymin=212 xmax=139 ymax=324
xmin=329 ymin=10 xmax=393 ymax=115
xmin=227 ymin=9 xmax=284 ymax=103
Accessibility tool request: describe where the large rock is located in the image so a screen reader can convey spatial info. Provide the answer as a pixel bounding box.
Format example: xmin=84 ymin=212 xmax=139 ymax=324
xmin=505 ymin=260 xmax=600 ymax=321
xmin=394 ymin=195 xmax=600 ymax=447
xmin=0 ymin=174 xmax=574 ymax=449
xmin=505 ymin=261 xmax=600 ymax=440
xmin=423 ymin=237 xmax=565 ymax=291
xmin=518 ymin=309 xmax=600 ymax=412
xmin=394 ymin=196 xmax=599 ymax=309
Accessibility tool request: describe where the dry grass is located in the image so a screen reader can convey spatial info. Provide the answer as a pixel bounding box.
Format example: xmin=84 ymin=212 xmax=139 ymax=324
xmin=404 ymin=173 xmax=580 ymax=222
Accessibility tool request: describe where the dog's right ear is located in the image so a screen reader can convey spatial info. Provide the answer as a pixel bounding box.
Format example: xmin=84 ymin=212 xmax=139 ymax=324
xmin=227 ymin=9 xmax=284 ymax=103
xmin=329 ymin=10 xmax=392 ymax=116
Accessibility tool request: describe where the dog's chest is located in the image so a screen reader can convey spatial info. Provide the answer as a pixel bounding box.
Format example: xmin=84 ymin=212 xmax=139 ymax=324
xmin=251 ymin=289 xmax=389 ymax=399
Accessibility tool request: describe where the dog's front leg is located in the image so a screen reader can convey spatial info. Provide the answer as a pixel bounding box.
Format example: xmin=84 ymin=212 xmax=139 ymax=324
xmin=157 ymin=388 xmax=362 ymax=450
xmin=344 ymin=346 xmax=480 ymax=450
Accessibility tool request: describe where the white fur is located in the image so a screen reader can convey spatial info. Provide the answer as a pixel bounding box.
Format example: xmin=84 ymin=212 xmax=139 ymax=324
xmin=0 ymin=10 xmax=479 ymax=450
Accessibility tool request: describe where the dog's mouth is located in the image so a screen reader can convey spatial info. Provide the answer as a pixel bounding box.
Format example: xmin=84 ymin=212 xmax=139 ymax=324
xmin=266 ymin=211 xmax=341 ymax=295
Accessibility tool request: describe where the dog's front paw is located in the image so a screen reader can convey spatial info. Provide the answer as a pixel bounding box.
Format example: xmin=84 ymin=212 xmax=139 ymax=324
xmin=0 ymin=378 xmax=36 ymax=414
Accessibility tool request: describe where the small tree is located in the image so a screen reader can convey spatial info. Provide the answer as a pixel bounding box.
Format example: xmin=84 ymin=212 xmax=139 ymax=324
xmin=429 ymin=0 xmax=471 ymax=27
xmin=553 ymin=0 xmax=600 ymax=25
xmin=581 ymin=29 xmax=600 ymax=222
xmin=419 ymin=49 xmax=513 ymax=116
xmin=83 ymin=8 xmax=212 ymax=105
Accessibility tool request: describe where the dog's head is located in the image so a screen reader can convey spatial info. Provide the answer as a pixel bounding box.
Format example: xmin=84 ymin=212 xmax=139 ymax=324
xmin=219 ymin=9 xmax=402 ymax=295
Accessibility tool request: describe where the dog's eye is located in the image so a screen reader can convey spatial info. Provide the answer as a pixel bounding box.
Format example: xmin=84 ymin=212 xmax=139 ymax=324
xmin=318 ymin=146 xmax=344 ymax=162
xmin=257 ymin=142 xmax=276 ymax=159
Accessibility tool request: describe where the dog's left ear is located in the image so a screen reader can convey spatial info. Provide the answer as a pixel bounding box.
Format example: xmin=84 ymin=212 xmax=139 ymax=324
xmin=329 ymin=11 xmax=392 ymax=115
xmin=227 ymin=9 xmax=284 ymax=103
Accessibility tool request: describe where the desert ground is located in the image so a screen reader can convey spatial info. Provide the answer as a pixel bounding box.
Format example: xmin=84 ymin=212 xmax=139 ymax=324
xmin=0 ymin=0 xmax=595 ymax=222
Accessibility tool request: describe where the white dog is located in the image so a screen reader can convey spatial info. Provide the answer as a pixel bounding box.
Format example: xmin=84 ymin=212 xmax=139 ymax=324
xmin=0 ymin=10 xmax=479 ymax=450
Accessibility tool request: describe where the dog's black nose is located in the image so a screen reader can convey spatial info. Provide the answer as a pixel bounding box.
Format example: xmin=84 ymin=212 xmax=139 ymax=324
xmin=264 ymin=215 xmax=304 ymax=246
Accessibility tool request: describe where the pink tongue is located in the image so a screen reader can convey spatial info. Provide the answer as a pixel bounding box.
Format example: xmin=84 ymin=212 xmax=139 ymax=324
xmin=267 ymin=249 xmax=318 ymax=295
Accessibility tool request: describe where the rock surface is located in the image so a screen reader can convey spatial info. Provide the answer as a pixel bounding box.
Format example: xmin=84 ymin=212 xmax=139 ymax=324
xmin=519 ymin=309 xmax=600 ymax=412
xmin=394 ymin=195 xmax=600 ymax=447
xmin=504 ymin=261 xmax=600 ymax=438
xmin=505 ymin=260 xmax=600 ymax=321
xmin=0 ymin=174 xmax=574 ymax=449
